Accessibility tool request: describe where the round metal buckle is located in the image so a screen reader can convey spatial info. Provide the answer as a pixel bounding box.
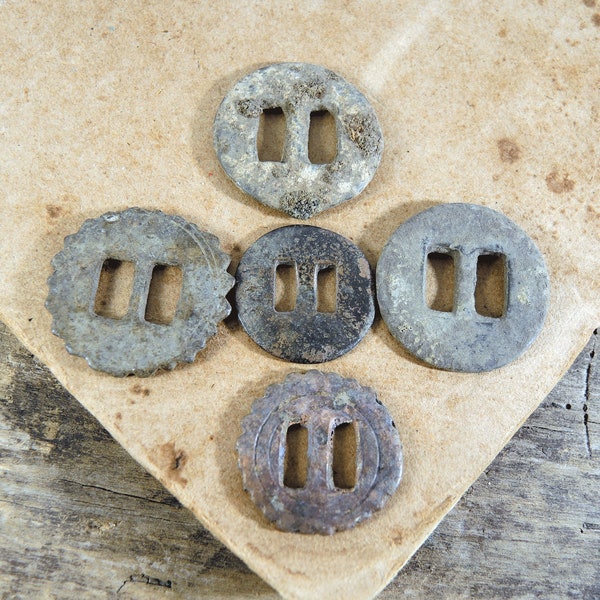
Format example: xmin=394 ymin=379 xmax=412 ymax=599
xmin=46 ymin=208 xmax=234 ymax=376
xmin=213 ymin=62 xmax=383 ymax=219
xmin=377 ymin=203 xmax=550 ymax=372
xmin=235 ymin=225 xmax=374 ymax=363
xmin=237 ymin=370 xmax=403 ymax=534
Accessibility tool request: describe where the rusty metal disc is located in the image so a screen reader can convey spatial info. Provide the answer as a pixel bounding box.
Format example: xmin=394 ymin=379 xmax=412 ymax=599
xmin=235 ymin=225 xmax=375 ymax=363
xmin=213 ymin=63 xmax=383 ymax=219
xmin=376 ymin=203 xmax=550 ymax=372
xmin=46 ymin=208 xmax=234 ymax=377
xmin=237 ymin=370 xmax=403 ymax=534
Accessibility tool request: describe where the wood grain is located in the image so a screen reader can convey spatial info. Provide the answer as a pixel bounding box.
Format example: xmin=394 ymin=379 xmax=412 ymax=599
xmin=0 ymin=322 xmax=598 ymax=599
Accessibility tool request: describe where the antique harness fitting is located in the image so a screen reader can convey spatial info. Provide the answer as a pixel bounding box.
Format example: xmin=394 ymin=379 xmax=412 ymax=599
xmin=237 ymin=370 xmax=403 ymax=534
xmin=46 ymin=208 xmax=234 ymax=376
xmin=213 ymin=62 xmax=383 ymax=219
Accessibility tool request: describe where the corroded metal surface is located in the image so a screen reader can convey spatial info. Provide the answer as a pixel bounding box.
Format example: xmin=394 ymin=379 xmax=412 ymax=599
xmin=213 ymin=63 xmax=383 ymax=219
xmin=235 ymin=225 xmax=375 ymax=363
xmin=237 ymin=370 xmax=403 ymax=534
xmin=377 ymin=203 xmax=550 ymax=372
xmin=46 ymin=208 xmax=234 ymax=377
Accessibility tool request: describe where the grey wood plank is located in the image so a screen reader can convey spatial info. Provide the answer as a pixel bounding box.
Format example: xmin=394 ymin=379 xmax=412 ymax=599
xmin=0 ymin=322 xmax=598 ymax=599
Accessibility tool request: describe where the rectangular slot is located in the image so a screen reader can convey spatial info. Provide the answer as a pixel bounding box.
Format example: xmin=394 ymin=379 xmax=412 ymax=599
xmin=144 ymin=264 xmax=183 ymax=325
xmin=425 ymin=251 xmax=455 ymax=312
xmin=94 ymin=258 xmax=135 ymax=319
xmin=475 ymin=253 xmax=506 ymax=318
xmin=274 ymin=263 xmax=297 ymax=312
xmin=283 ymin=424 xmax=308 ymax=489
xmin=332 ymin=422 xmax=357 ymax=490
xmin=308 ymin=110 xmax=337 ymax=164
xmin=316 ymin=264 xmax=337 ymax=313
xmin=257 ymin=107 xmax=286 ymax=162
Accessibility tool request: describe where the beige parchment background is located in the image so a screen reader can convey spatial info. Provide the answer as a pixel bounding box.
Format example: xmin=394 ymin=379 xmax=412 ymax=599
xmin=0 ymin=1 xmax=599 ymax=598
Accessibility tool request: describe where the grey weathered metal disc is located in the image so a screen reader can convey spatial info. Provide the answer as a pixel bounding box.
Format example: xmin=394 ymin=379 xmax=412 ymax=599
xmin=237 ymin=370 xmax=403 ymax=534
xmin=376 ymin=203 xmax=550 ymax=372
xmin=235 ymin=225 xmax=375 ymax=363
xmin=46 ymin=208 xmax=234 ymax=377
xmin=213 ymin=62 xmax=383 ymax=219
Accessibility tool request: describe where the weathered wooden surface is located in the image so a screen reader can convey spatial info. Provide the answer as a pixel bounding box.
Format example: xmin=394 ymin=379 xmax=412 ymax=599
xmin=0 ymin=321 xmax=598 ymax=599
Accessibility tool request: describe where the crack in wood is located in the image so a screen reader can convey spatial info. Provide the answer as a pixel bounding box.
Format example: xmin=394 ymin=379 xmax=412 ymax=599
xmin=583 ymin=329 xmax=597 ymax=458
xmin=59 ymin=478 xmax=182 ymax=508
xmin=116 ymin=573 xmax=173 ymax=593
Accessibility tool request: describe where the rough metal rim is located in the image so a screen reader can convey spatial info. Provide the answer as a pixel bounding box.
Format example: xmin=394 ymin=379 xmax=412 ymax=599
xmin=237 ymin=370 xmax=403 ymax=534
xmin=213 ymin=62 xmax=383 ymax=219
xmin=376 ymin=203 xmax=550 ymax=372
xmin=235 ymin=225 xmax=375 ymax=364
xmin=46 ymin=208 xmax=234 ymax=377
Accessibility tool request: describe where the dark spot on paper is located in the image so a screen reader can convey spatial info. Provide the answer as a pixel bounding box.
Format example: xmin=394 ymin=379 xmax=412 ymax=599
xmin=392 ymin=529 xmax=404 ymax=544
xmin=546 ymin=170 xmax=575 ymax=193
xmin=131 ymin=384 xmax=150 ymax=396
xmin=583 ymin=0 xmax=596 ymax=7
xmin=116 ymin=412 xmax=122 ymax=420
xmin=498 ymin=28 xmax=507 ymax=37
xmin=156 ymin=442 xmax=188 ymax=486
xmin=592 ymin=13 xmax=600 ymax=26
xmin=587 ymin=204 xmax=600 ymax=224
xmin=46 ymin=205 xmax=63 ymax=219
xmin=497 ymin=138 xmax=521 ymax=163
xmin=208 ymin=435 xmax=215 ymax=441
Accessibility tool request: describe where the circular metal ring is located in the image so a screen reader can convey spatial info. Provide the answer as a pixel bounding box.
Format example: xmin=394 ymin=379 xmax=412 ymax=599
xmin=237 ymin=370 xmax=403 ymax=534
xmin=213 ymin=62 xmax=383 ymax=219
xmin=46 ymin=208 xmax=234 ymax=376
xmin=235 ymin=225 xmax=375 ymax=363
xmin=376 ymin=203 xmax=550 ymax=372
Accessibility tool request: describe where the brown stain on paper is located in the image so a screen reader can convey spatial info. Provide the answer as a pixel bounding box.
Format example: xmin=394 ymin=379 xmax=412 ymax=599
xmin=497 ymin=138 xmax=521 ymax=163
xmin=46 ymin=205 xmax=63 ymax=219
xmin=156 ymin=442 xmax=188 ymax=486
xmin=592 ymin=13 xmax=600 ymax=26
xmin=546 ymin=170 xmax=575 ymax=194
xmin=587 ymin=205 xmax=600 ymax=239
xmin=131 ymin=384 xmax=150 ymax=397
xmin=45 ymin=194 xmax=77 ymax=221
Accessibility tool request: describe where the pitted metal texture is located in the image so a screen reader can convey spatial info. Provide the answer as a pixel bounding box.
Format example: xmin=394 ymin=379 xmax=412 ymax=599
xmin=213 ymin=62 xmax=383 ymax=219
xmin=237 ymin=370 xmax=403 ymax=534
xmin=235 ymin=225 xmax=375 ymax=363
xmin=376 ymin=203 xmax=550 ymax=372
xmin=46 ymin=208 xmax=234 ymax=377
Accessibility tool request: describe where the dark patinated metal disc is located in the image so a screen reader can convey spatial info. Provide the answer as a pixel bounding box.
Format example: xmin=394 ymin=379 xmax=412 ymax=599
xmin=235 ymin=225 xmax=375 ymax=363
xmin=237 ymin=370 xmax=403 ymax=534
xmin=376 ymin=203 xmax=550 ymax=372
xmin=46 ymin=208 xmax=234 ymax=377
xmin=213 ymin=62 xmax=383 ymax=219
